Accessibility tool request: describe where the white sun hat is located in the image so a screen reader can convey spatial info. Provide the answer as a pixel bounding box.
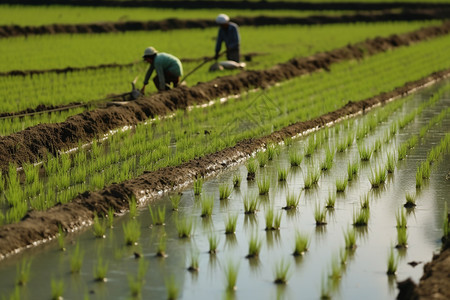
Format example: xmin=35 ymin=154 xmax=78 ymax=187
xmin=143 ymin=47 xmax=157 ymax=58
xmin=216 ymin=14 xmax=230 ymax=25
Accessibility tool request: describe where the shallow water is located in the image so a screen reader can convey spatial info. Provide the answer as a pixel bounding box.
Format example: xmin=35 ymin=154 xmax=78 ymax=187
xmin=0 ymin=80 xmax=449 ymax=300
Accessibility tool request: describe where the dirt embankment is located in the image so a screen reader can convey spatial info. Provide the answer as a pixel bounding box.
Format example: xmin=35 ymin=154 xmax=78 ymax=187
xmin=2 ymin=0 xmax=450 ymax=11
xmin=1 ymin=21 xmax=450 ymax=173
xmin=1 ymin=10 xmax=449 ymax=38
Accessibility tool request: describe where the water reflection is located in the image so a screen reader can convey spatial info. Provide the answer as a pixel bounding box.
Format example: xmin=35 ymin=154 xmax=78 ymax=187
xmin=243 ymin=214 xmax=258 ymax=230
xmin=266 ymin=231 xmax=281 ymax=249
xmin=247 ymin=257 xmax=261 ymax=275
xmin=225 ymin=234 xmax=238 ymax=250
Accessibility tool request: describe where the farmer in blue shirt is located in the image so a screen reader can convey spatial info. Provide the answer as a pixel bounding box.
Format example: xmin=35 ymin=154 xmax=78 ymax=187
xmin=214 ymin=14 xmax=241 ymax=63
xmin=141 ymin=47 xmax=183 ymax=93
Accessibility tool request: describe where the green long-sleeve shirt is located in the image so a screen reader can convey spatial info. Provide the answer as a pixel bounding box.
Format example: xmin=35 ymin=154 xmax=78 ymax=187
xmin=143 ymin=53 xmax=183 ymax=90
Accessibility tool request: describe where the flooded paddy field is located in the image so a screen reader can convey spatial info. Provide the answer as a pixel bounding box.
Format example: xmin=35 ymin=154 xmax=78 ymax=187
xmin=0 ymin=80 xmax=449 ymax=300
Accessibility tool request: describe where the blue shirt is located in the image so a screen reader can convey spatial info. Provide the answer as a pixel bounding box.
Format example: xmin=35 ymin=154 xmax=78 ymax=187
xmin=215 ymin=22 xmax=240 ymax=54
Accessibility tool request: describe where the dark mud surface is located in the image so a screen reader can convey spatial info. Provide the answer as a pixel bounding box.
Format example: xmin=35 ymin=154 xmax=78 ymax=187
xmin=2 ymin=0 xmax=450 ymax=11
xmin=1 ymin=10 xmax=449 ymax=38
xmin=1 ymin=21 xmax=450 ymax=173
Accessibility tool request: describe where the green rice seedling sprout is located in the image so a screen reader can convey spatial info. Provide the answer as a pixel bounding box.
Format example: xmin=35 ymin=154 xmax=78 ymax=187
xmin=305 ymin=137 xmax=316 ymax=157
xmin=243 ymin=193 xmax=259 ymax=214
xmin=176 ymin=216 xmax=194 ymax=238
xmin=321 ymin=147 xmax=334 ymax=171
xmin=419 ymin=161 xmax=431 ymax=179
xmin=273 ymin=210 xmax=282 ymax=230
xmin=208 ymin=232 xmax=220 ymax=254
xmin=170 ymin=194 xmax=181 ymax=211
xmin=15 ymin=258 xmax=32 ymax=286
xmin=200 ymin=195 xmax=214 ymax=218
xmin=360 ymin=194 xmax=370 ymax=210
xmin=283 ymin=137 xmax=293 ymax=146
xmin=257 ymin=176 xmax=270 ymax=195
xmin=344 ymin=227 xmax=357 ymax=250
xmin=57 ymin=225 xmax=66 ymax=251
xmin=292 ymin=231 xmax=310 ymax=256
xmin=246 ymin=158 xmax=258 ymax=180
xmin=358 ymin=144 xmax=373 ymax=161
xmin=340 ymin=247 xmax=349 ymax=266
xmin=273 ymin=259 xmax=291 ymax=284
xmin=404 ymin=192 xmax=416 ymax=208
xmin=51 ymin=278 xmax=64 ymax=300
xmin=187 ymin=249 xmax=199 ymax=272
xmin=390 ymin=122 xmax=398 ymax=136
xmin=128 ymin=274 xmax=144 ymax=298
xmin=283 ymin=191 xmax=300 ymax=210
xmin=396 ymin=208 xmax=407 ymax=229
xmin=219 ymin=183 xmax=232 ymax=200
xmin=232 ymin=174 xmax=242 ymax=188
xmin=398 ymin=144 xmax=407 ymax=161
xmin=373 ymin=139 xmax=382 ymax=153
xmin=335 ymin=177 xmax=347 ymax=193
xmin=107 ymin=207 xmax=114 ymax=228
xmin=325 ymin=191 xmax=336 ymax=209
xmin=289 ymin=150 xmax=303 ymax=167
xmin=93 ymin=213 xmax=106 ymax=238
xmin=314 ymin=204 xmax=327 ymax=225
xmin=194 ymin=177 xmax=203 ymax=195
xmin=265 ymin=206 xmax=281 ymax=230
xmin=329 ymin=255 xmax=342 ymax=281
xmin=93 ymin=258 xmax=108 ymax=282
xmin=225 ymin=213 xmax=238 ymax=234
xmin=123 ymin=219 xmax=141 ymax=246
xmin=70 ymin=242 xmax=84 ymax=274
xmin=277 ymin=166 xmax=289 ymax=182
xmin=320 ymin=275 xmax=331 ymax=300
xmin=386 ymin=152 xmax=396 ymax=173
xmin=165 ymin=276 xmax=179 ymax=300
xmin=266 ymin=143 xmax=279 ymax=160
xmin=257 ymin=151 xmax=268 ymax=168
xmin=156 ymin=234 xmax=167 ymax=257
xmin=347 ymin=160 xmax=359 ymax=181
xmin=246 ymin=232 xmax=262 ymax=258
xmin=353 ymin=208 xmax=369 ymax=227
xmin=396 ymin=227 xmax=408 ymax=248
xmin=129 ymin=196 xmax=137 ymax=218
xmin=387 ymin=247 xmax=398 ymax=275
xmin=224 ymin=260 xmax=239 ymax=291
xmin=416 ymin=168 xmax=423 ymax=189
xmin=443 ymin=202 xmax=449 ymax=243
xmin=369 ymin=165 xmax=387 ymax=188
xmin=149 ymin=205 xmax=166 ymax=225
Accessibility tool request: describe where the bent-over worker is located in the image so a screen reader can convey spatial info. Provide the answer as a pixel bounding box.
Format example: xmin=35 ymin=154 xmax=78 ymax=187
xmin=214 ymin=14 xmax=241 ymax=63
xmin=141 ymin=47 xmax=183 ymax=93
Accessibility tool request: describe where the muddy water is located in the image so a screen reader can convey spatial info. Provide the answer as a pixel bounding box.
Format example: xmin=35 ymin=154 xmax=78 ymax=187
xmin=0 ymin=82 xmax=449 ymax=299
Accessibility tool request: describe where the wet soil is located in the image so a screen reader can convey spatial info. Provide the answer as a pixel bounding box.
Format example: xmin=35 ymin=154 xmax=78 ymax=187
xmin=1 ymin=21 xmax=450 ymax=173
xmin=1 ymin=10 xmax=449 ymax=38
xmin=2 ymin=0 xmax=450 ymax=11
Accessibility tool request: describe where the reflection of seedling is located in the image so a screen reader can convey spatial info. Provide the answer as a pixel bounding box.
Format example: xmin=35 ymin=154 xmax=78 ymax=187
xmin=257 ymin=151 xmax=268 ymax=168
xmin=283 ymin=191 xmax=300 ymax=210
xmin=289 ymin=150 xmax=303 ymax=167
xmin=15 ymin=258 xmax=32 ymax=286
xmin=396 ymin=208 xmax=407 ymax=229
xmin=243 ymin=193 xmax=259 ymax=214
xmin=194 ymin=177 xmax=203 ymax=195
xmin=325 ymin=191 xmax=336 ymax=209
xmin=165 ymin=276 xmax=179 ymax=300
xmin=232 ymin=174 xmax=242 ymax=188
xmin=123 ymin=219 xmax=141 ymax=245
xmin=208 ymin=232 xmax=220 ymax=254
xmin=225 ymin=260 xmax=239 ymax=291
xmin=219 ymin=183 xmax=232 ymax=200
xmin=353 ymin=208 xmax=369 ymax=226
xmin=176 ymin=217 xmax=194 ymax=238
xmin=169 ymin=194 xmax=181 ymax=211
xmin=320 ymin=275 xmax=331 ymax=300
xmin=70 ymin=242 xmax=84 ymax=274
xmin=246 ymin=232 xmax=262 ymax=258
xmin=273 ymin=259 xmax=290 ymax=284
xmin=225 ymin=213 xmax=238 ymax=234
xmin=277 ymin=167 xmax=289 ymax=182
xmin=404 ymin=192 xmax=416 ymax=208
xmin=51 ymin=278 xmax=64 ymax=300
xmin=314 ymin=204 xmax=327 ymax=225
xmin=257 ymin=176 xmax=270 ymax=195
xmin=344 ymin=227 xmax=356 ymax=250
xmin=93 ymin=258 xmax=108 ymax=282
xmin=387 ymin=247 xmax=398 ymax=275
xmin=200 ymin=194 xmax=214 ymax=218
xmin=93 ymin=213 xmax=106 ymax=238
xmin=396 ymin=227 xmax=408 ymax=248
xmin=335 ymin=177 xmax=347 ymax=193
xmin=292 ymin=231 xmax=309 ymax=256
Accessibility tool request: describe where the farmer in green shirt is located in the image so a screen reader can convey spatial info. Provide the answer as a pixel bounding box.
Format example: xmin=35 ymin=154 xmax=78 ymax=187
xmin=141 ymin=47 xmax=183 ymax=93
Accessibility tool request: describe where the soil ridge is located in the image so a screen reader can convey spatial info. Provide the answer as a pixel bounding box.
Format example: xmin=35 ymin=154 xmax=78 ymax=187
xmin=1 ymin=11 xmax=449 ymax=38
xmin=1 ymin=22 xmax=450 ymax=173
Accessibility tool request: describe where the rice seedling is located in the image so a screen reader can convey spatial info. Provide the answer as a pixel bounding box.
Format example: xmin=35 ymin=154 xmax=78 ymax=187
xmin=369 ymin=165 xmax=387 ymax=188
xmin=277 ymin=166 xmax=289 ymax=182
xmin=123 ymin=219 xmax=141 ymax=245
xmin=320 ymin=275 xmax=331 ymax=300
xmin=344 ymin=227 xmax=357 ymax=250
xmin=387 ymin=247 xmax=398 ymax=275
xmin=176 ymin=216 xmax=194 ymax=238
xmin=396 ymin=208 xmax=407 ymax=229
xmin=243 ymin=193 xmax=259 ymax=214
xmin=303 ymin=165 xmax=320 ymax=189
xmin=325 ymin=191 xmax=336 ymax=209
xmin=156 ymin=234 xmax=167 ymax=257
xmin=398 ymin=144 xmax=408 ymax=161
xmin=128 ymin=274 xmax=144 ymax=298
xmin=57 ymin=225 xmax=66 ymax=251
xmin=390 ymin=122 xmax=398 ymax=136
xmin=15 ymin=258 xmax=32 ymax=286
xmin=194 ymin=177 xmax=203 ymax=195
xmin=169 ymin=194 xmax=181 ymax=211
xmin=93 ymin=258 xmax=108 ymax=282
xmin=93 ymin=213 xmax=106 ymax=238
xmin=224 ymin=260 xmax=239 ymax=291
xmin=352 ymin=208 xmax=369 ymax=227
xmin=314 ymin=204 xmax=327 ymax=225
xmin=292 ymin=231 xmax=310 ymax=256
xmin=257 ymin=176 xmax=270 ymax=195
xmin=321 ymin=147 xmax=334 ymax=171
xmin=232 ymin=174 xmax=242 ymax=188
xmin=347 ymin=160 xmax=359 ymax=181
xmin=358 ymin=144 xmax=373 ymax=161
xmin=107 ymin=207 xmax=114 ymax=228
xmin=246 ymin=158 xmax=258 ymax=180
xmin=419 ymin=161 xmax=431 ymax=179
xmin=329 ymin=255 xmax=342 ymax=281
xmin=373 ymin=139 xmax=382 ymax=153
xmin=265 ymin=207 xmax=282 ymax=230
xmin=246 ymin=232 xmax=262 ymax=258
xmin=200 ymin=195 xmax=214 ymax=218
xmin=257 ymin=151 xmax=268 ymax=168
xmin=225 ymin=213 xmax=238 ymax=234
xmin=443 ymin=202 xmax=449 ymax=242
xmin=386 ymin=152 xmax=396 ymax=173
xmin=335 ymin=177 xmax=347 ymax=193
xmin=129 ymin=196 xmax=137 ymax=218
xmin=283 ymin=137 xmax=293 ymax=146
xmin=396 ymin=227 xmax=408 ymax=248
xmin=289 ymin=150 xmax=303 ymax=167
xmin=266 ymin=143 xmax=279 ymax=160
xmin=219 ymin=183 xmax=232 ymax=200
xmin=360 ymin=194 xmax=370 ymax=210
xmin=305 ymin=137 xmax=316 ymax=157
xmin=340 ymin=247 xmax=349 ymax=266
xmin=416 ymin=168 xmax=424 ymax=189
xmin=273 ymin=259 xmax=291 ymax=284
xmin=404 ymin=192 xmax=416 ymax=208
xmin=70 ymin=242 xmax=84 ymax=274
xmin=165 ymin=276 xmax=179 ymax=300
xmin=149 ymin=205 xmax=166 ymax=225
xmin=51 ymin=278 xmax=64 ymax=300
xmin=187 ymin=249 xmax=199 ymax=272
xmin=208 ymin=232 xmax=220 ymax=254
xmin=283 ymin=191 xmax=300 ymax=210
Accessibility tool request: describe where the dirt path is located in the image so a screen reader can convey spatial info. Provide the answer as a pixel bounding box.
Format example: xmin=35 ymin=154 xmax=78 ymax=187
xmin=1 ymin=22 xmax=450 ymax=173
xmin=1 ymin=10 xmax=449 ymax=38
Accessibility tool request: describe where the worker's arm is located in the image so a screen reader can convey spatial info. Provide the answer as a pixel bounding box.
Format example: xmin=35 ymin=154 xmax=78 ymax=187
xmin=215 ymin=28 xmax=224 ymax=59
xmin=141 ymin=64 xmax=155 ymax=94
